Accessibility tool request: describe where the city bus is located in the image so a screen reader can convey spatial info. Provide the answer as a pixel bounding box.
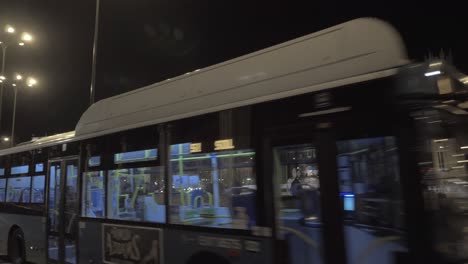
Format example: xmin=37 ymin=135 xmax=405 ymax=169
xmin=1 ymin=17 xmax=468 ymax=264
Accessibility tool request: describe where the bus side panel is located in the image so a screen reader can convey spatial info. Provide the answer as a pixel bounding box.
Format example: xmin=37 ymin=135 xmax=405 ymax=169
xmin=164 ymin=229 xmax=273 ymax=264
xmin=78 ymin=221 xmax=102 ymax=264
xmin=0 ymin=213 xmax=46 ymax=263
xmin=79 ymin=221 xmax=273 ymax=264
xmin=0 ymin=213 xmax=8 ymax=256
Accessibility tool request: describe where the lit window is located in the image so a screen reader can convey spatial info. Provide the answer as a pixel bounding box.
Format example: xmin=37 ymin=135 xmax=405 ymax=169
xmin=114 ymin=149 xmax=157 ymax=164
xmin=169 ymin=146 xmax=256 ymax=230
xmin=6 ymin=177 xmax=31 ymax=203
xmin=31 ymin=175 xmax=45 ymax=203
xmin=82 ymin=171 xmax=105 ymax=218
xmin=35 ymin=163 xmax=44 ymax=172
xmin=11 ymin=165 xmax=29 ymax=175
xmin=0 ymin=178 xmax=6 ymax=202
xmin=108 ymin=167 xmax=165 ymax=223
xmin=88 ymin=156 xmax=101 ymax=167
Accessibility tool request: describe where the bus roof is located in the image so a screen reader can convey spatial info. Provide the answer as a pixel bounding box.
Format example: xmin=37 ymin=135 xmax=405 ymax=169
xmin=0 ymin=17 xmax=410 ymax=156
xmin=75 ymin=17 xmax=409 ymax=136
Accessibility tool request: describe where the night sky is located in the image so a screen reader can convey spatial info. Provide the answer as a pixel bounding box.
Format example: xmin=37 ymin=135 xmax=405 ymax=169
xmin=0 ymin=0 xmax=466 ymax=143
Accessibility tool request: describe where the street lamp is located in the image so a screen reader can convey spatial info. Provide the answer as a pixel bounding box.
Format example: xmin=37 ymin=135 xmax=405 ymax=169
xmin=9 ymin=75 xmax=37 ymax=146
xmin=6 ymin=26 xmax=15 ymax=34
xmin=0 ymin=24 xmax=34 ymax=134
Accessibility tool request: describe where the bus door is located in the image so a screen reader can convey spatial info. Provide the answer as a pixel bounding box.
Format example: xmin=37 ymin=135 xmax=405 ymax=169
xmin=47 ymin=157 xmax=79 ymax=264
xmin=267 ymin=126 xmax=346 ymax=264
xmin=268 ymin=123 xmax=408 ymax=264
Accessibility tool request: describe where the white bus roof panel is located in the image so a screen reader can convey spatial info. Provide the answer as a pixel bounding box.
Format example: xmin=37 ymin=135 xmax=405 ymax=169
xmin=75 ymin=17 xmax=409 ymax=136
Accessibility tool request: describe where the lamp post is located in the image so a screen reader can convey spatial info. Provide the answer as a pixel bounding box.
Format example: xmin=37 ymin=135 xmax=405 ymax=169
xmin=0 ymin=25 xmax=33 ymax=132
xmin=10 ymin=75 xmax=36 ymax=146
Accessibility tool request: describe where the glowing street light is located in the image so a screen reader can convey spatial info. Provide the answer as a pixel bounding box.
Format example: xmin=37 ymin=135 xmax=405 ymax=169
xmin=27 ymin=78 xmax=37 ymax=87
xmin=1 ymin=25 xmax=35 ymax=135
xmin=2 ymin=137 xmax=9 ymax=142
xmin=21 ymin=33 xmax=32 ymax=42
xmin=10 ymin=75 xmax=38 ymax=145
xmin=5 ymin=26 xmax=15 ymax=33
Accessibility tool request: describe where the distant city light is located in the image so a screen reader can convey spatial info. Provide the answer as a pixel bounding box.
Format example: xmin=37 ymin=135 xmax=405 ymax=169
xmin=18 ymin=42 xmax=25 ymax=46
xmin=2 ymin=137 xmax=9 ymax=142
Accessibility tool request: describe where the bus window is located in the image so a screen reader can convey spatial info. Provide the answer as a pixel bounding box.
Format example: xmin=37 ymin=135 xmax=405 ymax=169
xmin=336 ymin=137 xmax=407 ymax=264
xmin=31 ymin=175 xmax=46 ymax=203
xmin=107 ymin=166 xmax=165 ymax=223
xmin=274 ymin=144 xmax=320 ymax=222
xmin=169 ymin=145 xmax=256 ymax=229
xmin=35 ymin=163 xmax=44 ymax=172
xmin=7 ymin=176 xmax=32 ymax=203
xmin=82 ymin=171 xmax=105 ymax=218
xmin=88 ymin=156 xmax=101 ymax=167
xmin=11 ymin=165 xmax=29 ymax=175
xmin=0 ymin=178 xmax=5 ymax=202
xmin=0 ymin=168 xmax=4 ymax=176
xmin=114 ymin=149 xmax=157 ymax=164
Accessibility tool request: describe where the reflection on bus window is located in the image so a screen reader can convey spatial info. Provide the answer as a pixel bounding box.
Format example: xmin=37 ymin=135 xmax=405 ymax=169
xmin=11 ymin=165 xmax=29 ymax=175
xmin=274 ymin=144 xmax=321 ymax=223
xmin=337 ymin=137 xmax=407 ymax=264
xmin=0 ymin=178 xmax=6 ymax=202
xmin=0 ymin=168 xmax=4 ymax=176
xmin=170 ymin=144 xmax=256 ymax=230
xmin=88 ymin=156 xmax=101 ymax=167
xmin=274 ymin=144 xmax=323 ymax=264
xmin=114 ymin=149 xmax=157 ymax=164
xmin=108 ymin=167 xmax=165 ymax=223
xmin=35 ymin=163 xmax=44 ymax=172
xmin=337 ymin=137 xmax=403 ymax=228
xmin=7 ymin=177 xmax=31 ymax=203
xmin=32 ymin=175 xmax=45 ymax=203
xmin=82 ymin=171 xmax=105 ymax=218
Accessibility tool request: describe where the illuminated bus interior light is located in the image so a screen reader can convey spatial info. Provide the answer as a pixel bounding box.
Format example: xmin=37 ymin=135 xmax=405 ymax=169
xmin=425 ymin=70 xmax=442 ymax=77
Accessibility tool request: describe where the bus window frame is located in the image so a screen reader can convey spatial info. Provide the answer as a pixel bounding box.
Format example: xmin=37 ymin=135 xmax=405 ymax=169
xmin=80 ymin=125 xmax=164 ymax=223
xmin=5 ymin=151 xmax=33 ymax=205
